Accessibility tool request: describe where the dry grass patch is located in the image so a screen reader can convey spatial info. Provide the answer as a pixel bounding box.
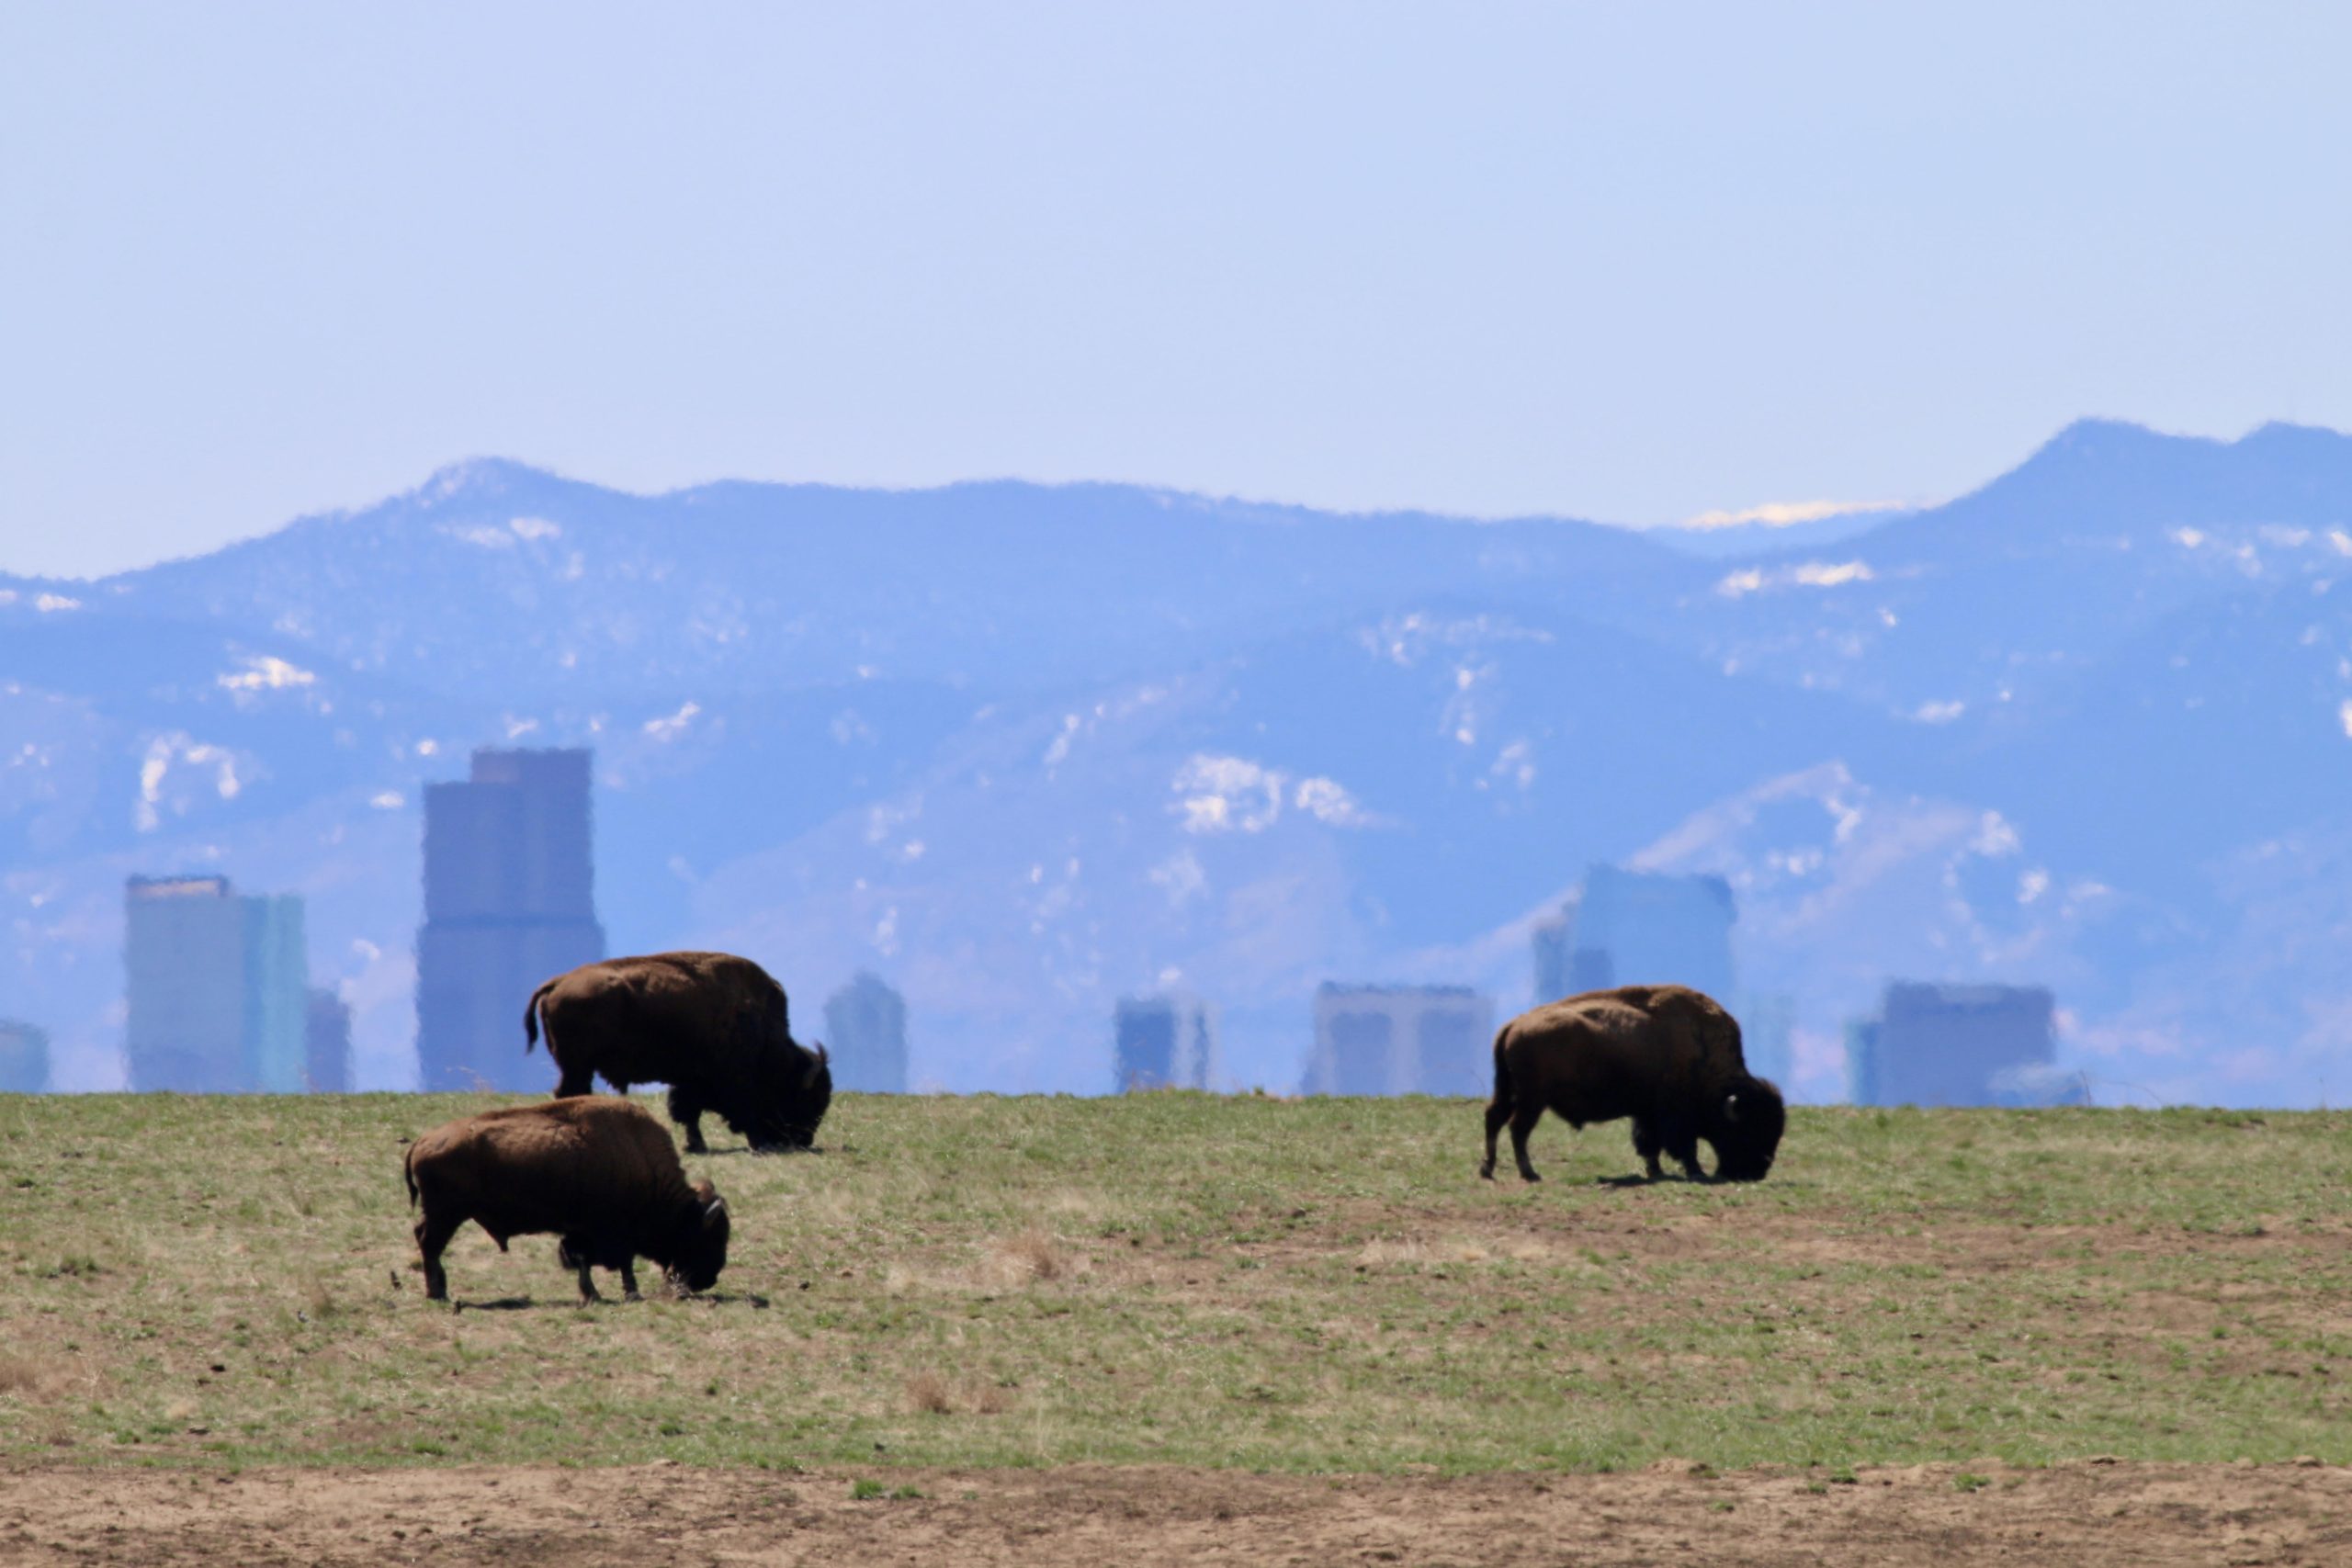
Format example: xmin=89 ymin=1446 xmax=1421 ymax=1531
xmin=989 ymin=1228 xmax=1070 ymax=1286
xmin=1353 ymin=1235 xmax=1505 ymax=1269
xmin=905 ymin=1371 xmax=954 ymax=1414
xmin=904 ymin=1370 xmax=1015 ymax=1416
xmin=0 ymin=1351 xmax=54 ymax=1399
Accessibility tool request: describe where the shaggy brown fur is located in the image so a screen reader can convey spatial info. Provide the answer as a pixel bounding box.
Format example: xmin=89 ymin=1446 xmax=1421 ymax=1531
xmin=1479 ymin=984 xmax=1786 ymax=1184
xmin=524 ymin=950 xmax=831 ymax=1153
xmin=402 ymin=1097 xmax=729 ymax=1303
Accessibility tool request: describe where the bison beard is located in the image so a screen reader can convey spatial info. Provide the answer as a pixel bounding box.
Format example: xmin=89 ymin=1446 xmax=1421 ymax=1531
xmin=402 ymin=1097 xmax=730 ymax=1304
xmin=525 ymin=951 xmax=831 ymax=1154
xmin=1478 ymin=984 xmax=1786 ymax=1184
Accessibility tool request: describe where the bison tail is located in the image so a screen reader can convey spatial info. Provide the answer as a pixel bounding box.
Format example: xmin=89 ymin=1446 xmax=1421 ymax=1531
xmin=523 ymin=980 xmax=555 ymax=1053
xmin=1488 ymin=1024 xmax=1515 ymax=1108
xmin=402 ymin=1144 xmax=419 ymax=1209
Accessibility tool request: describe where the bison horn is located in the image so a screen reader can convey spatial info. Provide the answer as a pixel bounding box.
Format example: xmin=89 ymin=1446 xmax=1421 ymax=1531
xmin=706 ymin=1194 xmax=728 ymax=1219
xmin=1723 ymin=1091 xmax=1740 ymax=1123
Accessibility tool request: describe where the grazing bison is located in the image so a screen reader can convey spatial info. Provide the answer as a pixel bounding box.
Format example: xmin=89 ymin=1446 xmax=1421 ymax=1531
xmin=402 ymin=1096 xmax=730 ymax=1303
xmin=525 ymin=951 xmax=831 ymax=1154
xmin=1479 ymin=984 xmax=1785 ymax=1184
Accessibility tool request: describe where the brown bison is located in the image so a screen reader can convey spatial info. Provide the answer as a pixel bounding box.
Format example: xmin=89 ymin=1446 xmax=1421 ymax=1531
xmin=403 ymin=1096 xmax=730 ymax=1303
xmin=525 ymin=950 xmax=831 ymax=1154
xmin=1479 ymin=984 xmax=1785 ymax=1184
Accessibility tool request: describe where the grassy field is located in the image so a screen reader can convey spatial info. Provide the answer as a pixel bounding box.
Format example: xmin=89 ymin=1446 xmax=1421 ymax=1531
xmin=1 ymin=1091 xmax=2348 ymax=1476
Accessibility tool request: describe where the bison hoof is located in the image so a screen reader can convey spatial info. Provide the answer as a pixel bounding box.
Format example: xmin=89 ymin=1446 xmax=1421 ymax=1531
xmin=1477 ymin=1161 xmax=1496 ymax=1180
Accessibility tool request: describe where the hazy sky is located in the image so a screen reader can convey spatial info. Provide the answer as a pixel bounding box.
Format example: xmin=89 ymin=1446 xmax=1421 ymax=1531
xmin=5 ymin=2 xmax=2349 ymax=578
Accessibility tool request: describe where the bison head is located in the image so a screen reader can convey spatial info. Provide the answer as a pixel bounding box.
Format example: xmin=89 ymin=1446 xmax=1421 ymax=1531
xmin=666 ymin=1179 xmax=730 ymax=1294
xmin=1708 ymin=1075 xmax=1787 ymax=1181
xmin=745 ymin=1042 xmax=831 ymax=1151
xmin=731 ymin=1042 xmax=835 ymax=1152
xmin=789 ymin=1043 xmax=832 ymax=1146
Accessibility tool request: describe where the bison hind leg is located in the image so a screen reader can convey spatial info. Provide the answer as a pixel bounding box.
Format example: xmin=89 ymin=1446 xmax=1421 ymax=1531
xmin=414 ymin=1211 xmax=461 ymax=1303
xmin=1507 ymin=1103 xmax=1545 ymax=1182
xmin=1480 ymin=1095 xmax=1514 ymax=1180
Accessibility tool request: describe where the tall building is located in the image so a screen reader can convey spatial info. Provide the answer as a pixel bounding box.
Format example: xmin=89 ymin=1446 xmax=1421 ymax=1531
xmin=125 ymin=875 xmax=311 ymax=1092
xmin=823 ymin=972 xmax=909 ymax=1093
xmin=1305 ymin=984 xmax=1491 ymax=1096
xmin=1113 ymin=993 xmax=1218 ymax=1092
xmin=1734 ymin=991 xmax=1797 ymax=1088
xmin=0 ymin=1020 xmax=49 ymax=1093
xmin=415 ymin=747 xmax=605 ymax=1091
xmin=243 ymin=896 xmax=309 ymax=1092
xmin=1846 ymin=982 xmax=2083 ymax=1107
xmin=1532 ymin=865 xmax=1736 ymax=1003
xmin=306 ymin=987 xmax=352 ymax=1093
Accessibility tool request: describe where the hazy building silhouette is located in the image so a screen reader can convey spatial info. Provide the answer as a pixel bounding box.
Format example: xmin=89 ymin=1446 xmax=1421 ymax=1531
xmin=1533 ymin=865 xmax=1736 ymax=1002
xmin=824 ymin=972 xmax=908 ymax=1093
xmin=306 ymin=987 xmax=352 ymax=1093
xmin=1306 ymin=984 xmax=1491 ymax=1096
xmin=1113 ymin=993 xmax=1218 ymax=1091
xmin=243 ymin=895 xmax=308 ymax=1092
xmin=415 ymin=747 xmax=605 ymax=1091
xmin=125 ymin=875 xmax=310 ymax=1092
xmin=1735 ymin=991 xmax=1796 ymax=1088
xmin=0 ymin=1020 xmax=49 ymax=1093
xmin=1846 ymin=982 xmax=2083 ymax=1107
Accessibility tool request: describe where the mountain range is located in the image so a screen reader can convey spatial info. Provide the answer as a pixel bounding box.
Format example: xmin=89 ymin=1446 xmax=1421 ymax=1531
xmin=6 ymin=418 xmax=2350 ymax=1104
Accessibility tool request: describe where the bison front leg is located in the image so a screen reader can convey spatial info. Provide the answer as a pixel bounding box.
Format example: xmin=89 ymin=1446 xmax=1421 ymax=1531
xmin=1631 ymin=1120 xmax=1667 ymax=1182
xmin=1659 ymin=1121 xmax=1707 ymax=1181
xmin=558 ymin=1235 xmax=608 ymax=1303
xmin=666 ymin=1088 xmax=709 ymax=1154
xmin=620 ymin=1259 xmax=642 ymax=1302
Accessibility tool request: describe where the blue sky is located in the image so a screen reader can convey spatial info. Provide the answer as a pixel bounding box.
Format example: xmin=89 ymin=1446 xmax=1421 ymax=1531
xmin=4 ymin=2 xmax=2348 ymax=578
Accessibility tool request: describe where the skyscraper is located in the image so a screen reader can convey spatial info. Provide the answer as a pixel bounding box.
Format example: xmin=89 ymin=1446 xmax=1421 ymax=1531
xmin=243 ymin=895 xmax=309 ymax=1092
xmin=1846 ymin=982 xmax=2079 ymax=1107
xmin=125 ymin=875 xmax=311 ymax=1092
xmin=1305 ymin=984 xmax=1491 ymax=1096
xmin=0 ymin=1020 xmax=49 ymax=1093
xmin=415 ymin=747 xmax=605 ymax=1091
xmin=1532 ymin=865 xmax=1736 ymax=1002
xmin=306 ymin=987 xmax=352 ymax=1092
xmin=823 ymin=972 xmax=909 ymax=1093
xmin=1113 ymin=993 xmax=1218 ymax=1092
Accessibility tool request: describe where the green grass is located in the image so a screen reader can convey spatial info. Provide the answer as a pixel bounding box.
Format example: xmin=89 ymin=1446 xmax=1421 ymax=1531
xmin=0 ymin=1092 xmax=2348 ymax=1473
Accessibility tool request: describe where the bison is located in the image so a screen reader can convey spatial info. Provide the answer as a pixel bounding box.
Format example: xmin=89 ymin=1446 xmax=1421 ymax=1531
xmin=403 ymin=1096 xmax=730 ymax=1303
xmin=1479 ymin=984 xmax=1785 ymax=1184
xmin=525 ymin=950 xmax=831 ymax=1154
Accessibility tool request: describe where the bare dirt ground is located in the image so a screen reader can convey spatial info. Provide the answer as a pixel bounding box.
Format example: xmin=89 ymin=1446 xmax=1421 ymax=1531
xmin=2 ymin=1461 xmax=2346 ymax=1566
